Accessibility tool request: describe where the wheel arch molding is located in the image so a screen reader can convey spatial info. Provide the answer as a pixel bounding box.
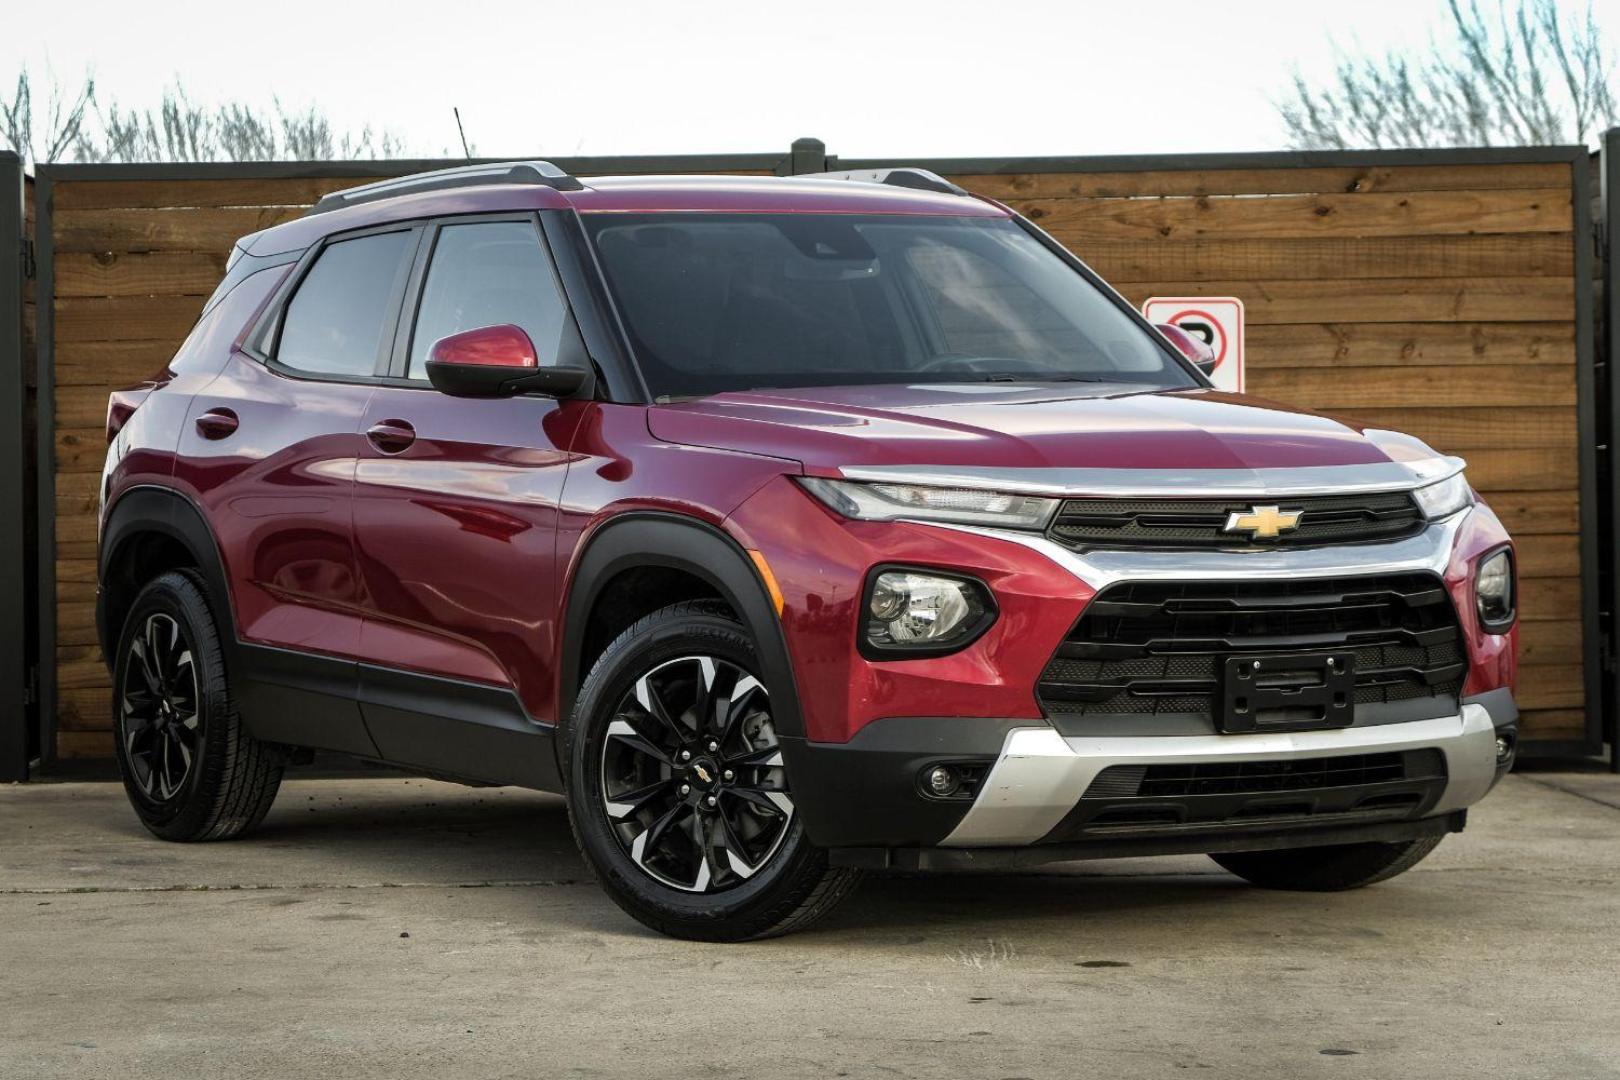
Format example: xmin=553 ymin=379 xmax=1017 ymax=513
xmin=97 ymin=485 xmax=237 ymax=668
xmin=558 ymin=512 xmax=805 ymax=741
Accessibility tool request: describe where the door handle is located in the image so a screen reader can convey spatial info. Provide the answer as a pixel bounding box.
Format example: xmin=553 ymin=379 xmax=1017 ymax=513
xmin=366 ymin=419 xmax=417 ymax=454
xmin=194 ymin=408 xmax=239 ymax=440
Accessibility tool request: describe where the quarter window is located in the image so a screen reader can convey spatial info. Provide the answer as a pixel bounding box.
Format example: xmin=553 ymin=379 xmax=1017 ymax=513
xmin=408 ymin=221 xmax=572 ymax=376
xmin=276 ymin=230 xmax=412 ymax=378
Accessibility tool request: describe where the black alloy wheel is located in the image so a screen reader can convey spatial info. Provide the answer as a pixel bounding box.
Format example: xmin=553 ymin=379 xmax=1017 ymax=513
xmin=120 ymin=612 xmax=201 ymax=802
xmin=566 ymin=600 xmax=861 ymax=940
xmin=601 ymin=655 xmax=794 ymax=893
xmin=112 ymin=570 xmax=284 ymax=841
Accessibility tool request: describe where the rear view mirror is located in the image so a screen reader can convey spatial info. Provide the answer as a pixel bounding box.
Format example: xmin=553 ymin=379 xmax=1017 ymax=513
xmin=425 ymin=323 xmax=590 ymax=399
xmin=1155 ymin=322 xmax=1219 ymax=378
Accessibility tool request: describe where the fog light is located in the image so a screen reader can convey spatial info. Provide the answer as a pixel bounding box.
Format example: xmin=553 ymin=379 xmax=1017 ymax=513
xmin=1476 ymin=548 xmax=1516 ymax=632
xmin=863 ymin=569 xmax=994 ymax=656
xmin=925 ymin=765 xmax=961 ymax=797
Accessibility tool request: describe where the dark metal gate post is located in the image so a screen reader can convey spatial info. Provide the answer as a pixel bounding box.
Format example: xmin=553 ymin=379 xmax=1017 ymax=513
xmin=1602 ymin=129 xmax=1620 ymax=772
xmin=0 ymin=152 xmax=33 ymax=782
xmin=785 ymin=138 xmax=829 ymax=175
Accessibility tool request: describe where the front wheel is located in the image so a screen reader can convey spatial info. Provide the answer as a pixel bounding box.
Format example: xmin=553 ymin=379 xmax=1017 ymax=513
xmin=1211 ymin=835 xmax=1444 ymax=891
xmin=564 ymin=601 xmax=861 ymax=941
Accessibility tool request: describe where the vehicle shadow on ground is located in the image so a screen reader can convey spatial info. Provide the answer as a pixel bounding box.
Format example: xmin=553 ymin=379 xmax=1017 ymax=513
xmin=234 ymin=780 xmax=1261 ymax=937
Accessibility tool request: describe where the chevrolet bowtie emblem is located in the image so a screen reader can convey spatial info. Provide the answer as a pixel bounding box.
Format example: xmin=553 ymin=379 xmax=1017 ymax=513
xmin=1223 ymin=504 xmax=1303 ymax=540
xmin=692 ymin=763 xmax=714 ymax=784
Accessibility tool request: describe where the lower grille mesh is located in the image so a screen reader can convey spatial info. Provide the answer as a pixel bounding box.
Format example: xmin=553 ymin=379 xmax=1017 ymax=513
xmin=1083 ymin=749 xmax=1447 ymax=800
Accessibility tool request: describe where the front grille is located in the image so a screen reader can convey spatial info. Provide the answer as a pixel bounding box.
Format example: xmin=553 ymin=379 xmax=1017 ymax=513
xmin=1084 ymin=749 xmax=1447 ymax=800
xmin=1038 ymin=573 xmax=1466 ymax=724
xmin=1047 ymin=491 xmax=1424 ymax=550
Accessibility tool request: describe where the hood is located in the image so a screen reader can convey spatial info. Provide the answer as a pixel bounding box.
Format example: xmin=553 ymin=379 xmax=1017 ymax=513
xmin=646 ymin=383 xmax=1440 ymax=476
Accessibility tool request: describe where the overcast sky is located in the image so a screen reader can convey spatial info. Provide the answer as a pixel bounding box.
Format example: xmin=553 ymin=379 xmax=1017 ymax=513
xmin=9 ymin=0 xmax=1620 ymax=159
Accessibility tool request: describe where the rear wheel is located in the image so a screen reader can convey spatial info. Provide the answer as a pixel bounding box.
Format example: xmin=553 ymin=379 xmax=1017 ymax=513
xmin=565 ymin=601 xmax=861 ymax=940
xmin=1211 ymin=835 xmax=1444 ymax=891
xmin=112 ymin=570 xmax=283 ymax=841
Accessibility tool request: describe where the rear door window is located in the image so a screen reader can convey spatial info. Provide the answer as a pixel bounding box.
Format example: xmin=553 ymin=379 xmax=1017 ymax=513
xmin=407 ymin=220 xmax=575 ymax=377
xmin=276 ymin=230 xmax=413 ymax=378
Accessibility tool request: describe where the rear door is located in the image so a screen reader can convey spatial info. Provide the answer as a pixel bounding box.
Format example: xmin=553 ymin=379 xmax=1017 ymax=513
xmin=350 ymin=214 xmax=590 ymax=774
xmin=176 ymin=224 xmax=419 ymax=754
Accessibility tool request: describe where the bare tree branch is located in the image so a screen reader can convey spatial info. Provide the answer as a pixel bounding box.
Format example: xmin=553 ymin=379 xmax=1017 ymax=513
xmin=1279 ymin=0 xmax=1618 ymax=148
xmin=0 ymin=67 xmax=420 ymax=164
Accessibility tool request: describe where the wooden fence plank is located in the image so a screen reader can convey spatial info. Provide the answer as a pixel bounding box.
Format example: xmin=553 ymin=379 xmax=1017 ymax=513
xmin=1515 ymin=534 xmax=1579 ymax=578
xmin=1519 ymin=620 xmax=1581 ymax=666
xmin=1519 ymin=577 xmax=1581 ymax=621
xmin=1329 ymin=409 xmax=1576 ymax=451
xmin=56 ymin=341 xmax=179 ymax=387
xmin=53 ymin=176 xmax=389 ymax=211
xmin=49 ymin=168 xmax=773 ymax=212
xmin=950 ymin=162 xmax=1572 ymax=199
xmin=56 ymin=731 xmax=115 ymax=758
xmin=1246 ymin=364 xmax=1575 ymax=407
xmin=1020 ymin=188 xmax=1571 ymax=240
xmin=56 ymin=251 xmax=227 ymax=298
xmin=56 ymin=428 xmax=109 ymax=474
xmin=1471 ymin=491 xmax=1582 ymax=534
xmin=1069 ymin=234 xmax=1572 ymax=282
xmin=54 ymin=207 xmax=301 ymax=254
xmin=1111 ymin=277 xmax=1574 ymax=323
xmin=1245 ymin=322 xmax=1574 ymax=367
xmin=1515 ymin=709 xmax=1591 ymax=741
xmin=1457 ymin=449 xmax=1581 ymax=492
xmin=1517 ymin=664 xmax=1584 ymax=709
xmin=54 ymin=295 xmax=205 ymax=344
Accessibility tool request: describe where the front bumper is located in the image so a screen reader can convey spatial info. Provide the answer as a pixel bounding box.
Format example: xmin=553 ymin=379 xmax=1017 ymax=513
xmin=942 ymin=703 xmax=1500 ymax=846
xmin=789 ymin=699 xmax=1514 ymax=860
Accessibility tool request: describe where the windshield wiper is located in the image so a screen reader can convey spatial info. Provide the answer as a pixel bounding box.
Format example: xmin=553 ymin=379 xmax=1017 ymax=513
xmin=972 ymin=373 xmax=1120 ymax=383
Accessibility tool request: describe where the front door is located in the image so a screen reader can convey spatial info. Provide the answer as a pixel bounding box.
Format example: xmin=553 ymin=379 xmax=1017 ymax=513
xmin=350 ymin=216 xmax=589 ymax=775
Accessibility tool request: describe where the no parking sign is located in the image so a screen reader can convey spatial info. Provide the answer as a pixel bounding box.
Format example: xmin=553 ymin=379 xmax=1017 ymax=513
xmin=1142 ymin=297 xmax=1245 ymax=393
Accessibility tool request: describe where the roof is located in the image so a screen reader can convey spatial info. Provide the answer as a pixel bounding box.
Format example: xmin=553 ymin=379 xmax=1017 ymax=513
xmin=242 ymin=170 xmax=1007 ymax=257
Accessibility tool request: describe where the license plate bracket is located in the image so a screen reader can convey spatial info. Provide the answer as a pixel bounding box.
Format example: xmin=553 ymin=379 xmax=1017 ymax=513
xmin=1219 ymin=653 xmax=1356 ymax=734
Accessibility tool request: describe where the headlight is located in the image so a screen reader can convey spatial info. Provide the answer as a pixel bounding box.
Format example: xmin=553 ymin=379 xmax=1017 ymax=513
xmin=1476 ymin=547 xmax=1516 ymax=631
xmin=1412 ymin=472 xmax=1473 ymax=519
xmin=799 ymin=478 xmax=1058 ymax=529
xmin=862 ymin=569 xmax=996 ymax=657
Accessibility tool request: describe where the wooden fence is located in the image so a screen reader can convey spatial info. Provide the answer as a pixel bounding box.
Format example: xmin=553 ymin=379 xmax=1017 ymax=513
xmin=23 ymin=141 xmax=1608 ymax=765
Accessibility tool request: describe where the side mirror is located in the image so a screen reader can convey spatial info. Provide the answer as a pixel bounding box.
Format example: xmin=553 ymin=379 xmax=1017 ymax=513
xmin=425 ymin=323 xmax=590 ymax=399
xmin=1155 ymin=322 xmax=1219 ymax=378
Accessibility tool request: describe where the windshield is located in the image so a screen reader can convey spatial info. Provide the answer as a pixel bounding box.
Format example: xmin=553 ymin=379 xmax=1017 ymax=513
xmin=584 ymin=213 xmax=1197 ymax=399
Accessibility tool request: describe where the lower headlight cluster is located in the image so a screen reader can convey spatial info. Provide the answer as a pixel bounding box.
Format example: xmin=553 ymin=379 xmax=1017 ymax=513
xmin=863 ymin=569 xmax=995 ymax=657
xmin=1476 ymin=547 xmax=1515 ymax=632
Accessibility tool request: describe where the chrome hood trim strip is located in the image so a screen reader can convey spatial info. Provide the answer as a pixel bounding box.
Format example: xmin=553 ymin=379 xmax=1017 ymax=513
xmin=925 ymin=512 xmax=1466 ymax=592
xmin=838 ymin=456 xmax=1466 ymax=498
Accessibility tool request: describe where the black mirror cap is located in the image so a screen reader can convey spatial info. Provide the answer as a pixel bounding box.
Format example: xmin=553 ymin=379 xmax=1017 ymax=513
xmin=425 ymin=361 xmax=592 ymax=399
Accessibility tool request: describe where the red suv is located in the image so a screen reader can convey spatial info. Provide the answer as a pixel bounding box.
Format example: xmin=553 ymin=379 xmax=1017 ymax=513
xmin=99 ymin=162 xmax=1519 ymax=940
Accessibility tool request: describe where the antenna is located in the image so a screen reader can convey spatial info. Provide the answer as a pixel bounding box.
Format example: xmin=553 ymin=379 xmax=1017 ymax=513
xmin=453 ymin=107 xmax=472 ymax=161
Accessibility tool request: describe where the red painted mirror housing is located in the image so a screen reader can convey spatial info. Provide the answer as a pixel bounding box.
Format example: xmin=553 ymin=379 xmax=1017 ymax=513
xmin=1155 ymin=322 xmax=1219 ymax=377
xmin=424 ymin=323 xmax=590 ymax=399
xmin=430 ymin=322 xmax=539 ymax=370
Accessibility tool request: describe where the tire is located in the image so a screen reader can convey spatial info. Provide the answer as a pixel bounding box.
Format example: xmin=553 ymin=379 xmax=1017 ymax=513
xmin=1210 ymin=835 xmax=1444 ymax=891
xmin=111 ymin=569 xmax=284 ymax=841
xmin=564 ymin=600 xmax=861 ymax=941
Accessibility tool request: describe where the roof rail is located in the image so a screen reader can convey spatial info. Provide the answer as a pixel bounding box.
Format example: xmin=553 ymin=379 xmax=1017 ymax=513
xmin=796 ymin=167 xmax=967 ymax=197
xmin=306 ymin=160 xmax=584 ymax=216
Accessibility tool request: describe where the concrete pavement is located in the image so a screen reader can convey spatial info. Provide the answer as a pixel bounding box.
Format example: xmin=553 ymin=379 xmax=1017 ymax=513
xmin=2 ymin=771 xmax=1618 ymax=1079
